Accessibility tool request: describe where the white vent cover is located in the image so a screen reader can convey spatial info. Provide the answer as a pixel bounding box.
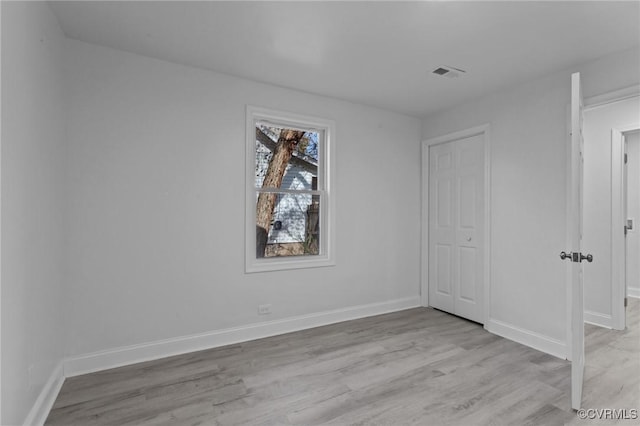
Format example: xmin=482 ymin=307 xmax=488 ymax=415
xmin=432 ymin=66 xmax=466 ymax=78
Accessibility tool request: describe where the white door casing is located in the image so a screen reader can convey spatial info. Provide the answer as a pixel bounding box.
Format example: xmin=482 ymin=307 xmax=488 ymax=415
xmin=426 ymin=132 xmax=486 ymax=324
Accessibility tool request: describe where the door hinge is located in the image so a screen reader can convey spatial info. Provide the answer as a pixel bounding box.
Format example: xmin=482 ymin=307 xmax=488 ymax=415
xmin=625 ymin=153 xmax=628 ymax=164
xmin=625 ymin=297 xmax=628 ymax=308
xmin=625 ymin=225 xmax=628 ymax=236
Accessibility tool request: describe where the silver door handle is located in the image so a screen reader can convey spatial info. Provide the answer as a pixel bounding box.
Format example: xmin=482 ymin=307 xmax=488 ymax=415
xmin=559 ymin=251 xmax=593 ymax=263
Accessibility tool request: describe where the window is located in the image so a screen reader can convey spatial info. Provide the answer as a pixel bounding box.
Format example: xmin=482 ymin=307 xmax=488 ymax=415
xmin=245 ymin=106 xmax=335 ymax=273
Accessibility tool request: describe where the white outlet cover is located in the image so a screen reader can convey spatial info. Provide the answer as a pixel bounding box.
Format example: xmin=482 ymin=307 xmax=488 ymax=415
xmin=258 ymin=304 xmax=272 ymax=314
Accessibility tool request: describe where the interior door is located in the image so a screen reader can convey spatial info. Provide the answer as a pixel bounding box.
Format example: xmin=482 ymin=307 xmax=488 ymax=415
xmin=569 ymin=71 xmax=586 ymax=410
xmin=429 ymin=141 xmax=456 ymax=315
xmin=429 ymin=134 xmax=484 ymax=323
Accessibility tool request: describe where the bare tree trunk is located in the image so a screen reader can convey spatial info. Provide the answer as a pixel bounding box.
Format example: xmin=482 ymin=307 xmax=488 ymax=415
xmin=256 ymin=129 xmax=306 ymax=258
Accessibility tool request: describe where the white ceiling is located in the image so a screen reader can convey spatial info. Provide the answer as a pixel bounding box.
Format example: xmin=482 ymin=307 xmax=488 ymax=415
xmin=50 ymin=1 xmax=640 ymax=118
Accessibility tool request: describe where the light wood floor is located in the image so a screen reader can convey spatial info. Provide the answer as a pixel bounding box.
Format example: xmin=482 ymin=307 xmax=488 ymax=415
xmin=46 ymin=300 xmax=639 ymax=425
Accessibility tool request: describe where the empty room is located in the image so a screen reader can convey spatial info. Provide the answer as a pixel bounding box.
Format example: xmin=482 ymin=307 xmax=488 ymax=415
xmin=2 ymin=1 xmax=639 ymax=425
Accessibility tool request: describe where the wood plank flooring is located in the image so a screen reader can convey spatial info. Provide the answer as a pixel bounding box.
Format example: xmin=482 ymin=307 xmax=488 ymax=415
xmin=566 ymin=298 xmax=640 ymax=425
xmin=46 ymin=300 xmax=639 ymax=425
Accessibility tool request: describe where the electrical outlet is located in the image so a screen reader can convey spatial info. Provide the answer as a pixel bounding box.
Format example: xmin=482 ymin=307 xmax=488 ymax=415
xmin=258 ymin=304 xmax=272 ymax=315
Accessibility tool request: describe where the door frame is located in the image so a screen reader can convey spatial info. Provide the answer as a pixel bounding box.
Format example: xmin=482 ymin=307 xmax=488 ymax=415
xmin=421 ymin=124 xmax=491 ymax=326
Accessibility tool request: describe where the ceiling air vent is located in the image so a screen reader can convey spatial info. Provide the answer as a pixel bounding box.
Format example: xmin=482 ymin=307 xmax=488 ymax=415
xmin=432 ymin=66 xmax=466 ymax=79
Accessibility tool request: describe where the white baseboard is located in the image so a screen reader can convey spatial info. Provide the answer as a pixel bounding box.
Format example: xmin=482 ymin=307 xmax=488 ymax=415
xmin=628 ymin=288 xmax=640 ymax=299
xmin=64 ymin=296 xmax=421 ymax=377
xmin=584 ymin=310 xmax=613 ymax=328
xmin=486 ymin=318 xmax=567 ymax=359
xmin=23 ymin=362 xmax=65 ymax=426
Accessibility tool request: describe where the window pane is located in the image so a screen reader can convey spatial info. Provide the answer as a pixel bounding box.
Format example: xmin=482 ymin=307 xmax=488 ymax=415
xmin=255 ymin=123 xmax=319 ymax=190
xmin=256 ymin=192 xmax=320 ymax=258
xmin=246 ymin=107 xmax=334 ymax=273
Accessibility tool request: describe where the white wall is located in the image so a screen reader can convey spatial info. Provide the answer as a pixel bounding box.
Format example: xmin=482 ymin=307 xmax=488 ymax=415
xmin=63 ymin=39 xmax=422 ymax=360
xmin=1 ymin=2 xmax=68 ymax=425
xmin=2 ymin=8 xmax=636 ymax=421
xmin=421 ymin=47 xmax=640 ymax=357
xmin=583 ymin=98 xmax=640 ymax=326
xmin=626 ymin=131 xmax=640 ymax=298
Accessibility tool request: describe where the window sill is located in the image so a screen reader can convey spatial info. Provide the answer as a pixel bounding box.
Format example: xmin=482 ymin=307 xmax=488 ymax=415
xmin=245 ymin=255 xmax=335 ymax=273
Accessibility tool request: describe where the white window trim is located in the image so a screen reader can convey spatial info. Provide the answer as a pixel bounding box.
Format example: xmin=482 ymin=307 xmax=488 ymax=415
xmin=245 ymin=105 xmax=336 ymax=273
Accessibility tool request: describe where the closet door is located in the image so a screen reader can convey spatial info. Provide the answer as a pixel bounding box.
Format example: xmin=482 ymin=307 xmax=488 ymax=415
xmin=429 ymin=134 xmax=484 ymax=323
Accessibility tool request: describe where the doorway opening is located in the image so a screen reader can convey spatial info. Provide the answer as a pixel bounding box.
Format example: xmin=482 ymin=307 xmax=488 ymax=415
xmin=583 ymin=91 xmax=640 ymax=331
xmin=624 ymin=130 xmax=640 ymax=311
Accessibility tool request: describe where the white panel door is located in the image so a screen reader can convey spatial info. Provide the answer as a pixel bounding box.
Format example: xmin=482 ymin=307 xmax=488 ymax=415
xmin=429 ymin=141 xmax=456 ymax=314
xmin=429 ymin=134 xmax=484 ymax=323
xmin=455 ymin=135 xmax=485 ymax=322
xmin=567 ymin=71 xmax=589 ymax=410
